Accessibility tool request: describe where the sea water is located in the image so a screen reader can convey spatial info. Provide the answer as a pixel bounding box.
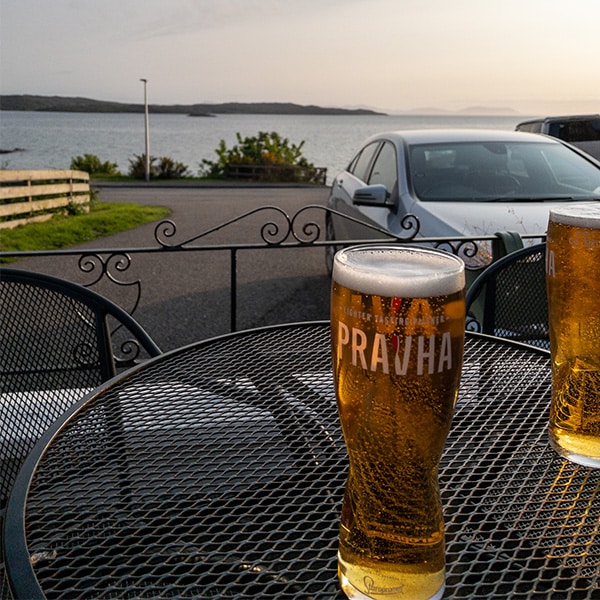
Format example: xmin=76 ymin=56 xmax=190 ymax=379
xmin=0 ymin=111 xmax=530 ymax=182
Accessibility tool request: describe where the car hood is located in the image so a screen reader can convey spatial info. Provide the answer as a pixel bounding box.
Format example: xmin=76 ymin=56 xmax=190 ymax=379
xmin=411 ymin=199 xmax=594 ymax=237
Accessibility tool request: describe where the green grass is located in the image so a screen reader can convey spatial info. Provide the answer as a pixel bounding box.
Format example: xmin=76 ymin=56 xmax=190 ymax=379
xmin=0 ymin=202 xmax=171 ymax=253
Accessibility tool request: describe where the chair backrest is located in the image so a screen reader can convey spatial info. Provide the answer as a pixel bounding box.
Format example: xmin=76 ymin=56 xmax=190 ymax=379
xmin=0 ymin=268 xmax=161 ymax=513
xmin=465 ymin=243 xmax=549 ymax=349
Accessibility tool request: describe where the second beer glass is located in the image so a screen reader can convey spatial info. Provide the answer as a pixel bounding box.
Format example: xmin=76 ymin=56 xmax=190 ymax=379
xmin=547 ymin=203 xmax=600 ymax=467
xmin=331 ymin=245 xmax=466 ymax=600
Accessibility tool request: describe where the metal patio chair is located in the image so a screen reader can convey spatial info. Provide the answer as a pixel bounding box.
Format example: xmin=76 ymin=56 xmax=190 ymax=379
xmin=0 ymin=268 xmax=161 ymax=597
xmin=465 ymin=243 xmax=549 ymax=349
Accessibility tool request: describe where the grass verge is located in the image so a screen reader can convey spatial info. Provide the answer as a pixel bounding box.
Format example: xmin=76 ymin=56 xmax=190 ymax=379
xmin=0 ymin=202 xmax=171 ymax=254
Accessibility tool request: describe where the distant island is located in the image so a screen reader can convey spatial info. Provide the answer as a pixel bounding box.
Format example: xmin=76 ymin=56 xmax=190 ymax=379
xmin=0 ymin=95 xmax=386 ymax=116
xmin=403 ymin=105 xmax=520 ymax=116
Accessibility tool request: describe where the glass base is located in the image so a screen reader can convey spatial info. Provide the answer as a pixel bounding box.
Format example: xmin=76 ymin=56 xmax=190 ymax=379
xmin=549 ymin=429 xmax=600 ymax=469
xmin=550 ymin=438 xmax=600 ymax=469
xmin=339 ymin=570 xmax=445 ymax=600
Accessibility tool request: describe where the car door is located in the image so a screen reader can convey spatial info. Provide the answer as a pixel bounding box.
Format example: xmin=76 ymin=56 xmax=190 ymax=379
xmin=329 ymin=141 xmax=380 ymax=239
xmin=365 ymin=140 xmax=400 ymax=232
xmin=330 ymin=140 xmax=398 ymax=239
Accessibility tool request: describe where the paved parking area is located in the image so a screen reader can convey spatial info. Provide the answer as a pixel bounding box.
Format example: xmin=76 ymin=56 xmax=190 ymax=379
xmin=14 ymin=184 xmax=332 ymax=350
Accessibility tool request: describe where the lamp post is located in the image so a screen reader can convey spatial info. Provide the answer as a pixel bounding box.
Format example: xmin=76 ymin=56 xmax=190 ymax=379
xmin=140 ymin=78 xmax=150 ymax=182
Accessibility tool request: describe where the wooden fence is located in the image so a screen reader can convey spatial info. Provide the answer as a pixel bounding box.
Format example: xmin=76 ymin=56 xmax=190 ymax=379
xmin=0 ymin=170 xmax=90 ymax=229
xmin=224 ymin=163 xmax=327 ymax=185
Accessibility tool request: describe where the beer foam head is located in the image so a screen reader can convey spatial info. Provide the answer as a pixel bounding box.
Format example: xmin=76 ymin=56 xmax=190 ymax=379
xmin=333 ymin=245 xmax=465 ymax=297
xmin=550 ymin=203 xmax=600 ymax=229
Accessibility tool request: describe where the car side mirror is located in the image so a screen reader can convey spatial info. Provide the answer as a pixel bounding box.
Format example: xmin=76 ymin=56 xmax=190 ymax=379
xmin=352 ymin=184 xmax=391 ymax=206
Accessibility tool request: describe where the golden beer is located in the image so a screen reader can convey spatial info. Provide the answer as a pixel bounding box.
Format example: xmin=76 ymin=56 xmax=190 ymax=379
xmin=331 ymin=245 xmax=465 ymax=600
xmin=547 ymin=203 xmax=600 ymax=467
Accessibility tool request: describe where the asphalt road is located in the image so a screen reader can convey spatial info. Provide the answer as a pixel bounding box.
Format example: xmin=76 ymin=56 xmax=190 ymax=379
xmin=16 ymin=184 xmax=332 ymax=351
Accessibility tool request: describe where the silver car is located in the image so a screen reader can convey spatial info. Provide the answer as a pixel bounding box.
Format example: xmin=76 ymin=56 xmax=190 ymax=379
xmin=326 ymin=129 xmax=600 ymax=270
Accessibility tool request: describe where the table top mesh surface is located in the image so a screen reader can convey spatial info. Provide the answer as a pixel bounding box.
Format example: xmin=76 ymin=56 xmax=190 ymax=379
xmin=5 ymin=323 xmax=600 ymax=599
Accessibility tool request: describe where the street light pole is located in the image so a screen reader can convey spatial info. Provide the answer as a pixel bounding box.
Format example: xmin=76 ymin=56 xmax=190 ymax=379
xmin=140 ymin=78 xmax=150 ymax=182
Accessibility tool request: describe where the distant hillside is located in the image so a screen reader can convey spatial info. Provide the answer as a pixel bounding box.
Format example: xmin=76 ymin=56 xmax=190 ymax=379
xmin=403 ymin=105 xmax=519 ymax=116
xmin=0 ymin=95 xmax=386 ymax=116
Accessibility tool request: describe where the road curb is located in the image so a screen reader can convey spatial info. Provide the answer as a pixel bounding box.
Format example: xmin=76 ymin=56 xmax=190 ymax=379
xmin=91 ymin=180 xmax=329 ymax=190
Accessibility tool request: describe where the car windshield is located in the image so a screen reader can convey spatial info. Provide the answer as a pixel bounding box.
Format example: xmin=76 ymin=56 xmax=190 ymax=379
xmin=409 ymin=141 xmax=600 ymax=202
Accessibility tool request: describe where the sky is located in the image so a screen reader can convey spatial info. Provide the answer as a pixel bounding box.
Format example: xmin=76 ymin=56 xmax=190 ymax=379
xmin=1 ymin=0 xmax=599 ymax=115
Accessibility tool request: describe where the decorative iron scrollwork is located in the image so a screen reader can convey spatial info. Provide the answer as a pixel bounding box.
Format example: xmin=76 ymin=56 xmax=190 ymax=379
xmin=77 ymin=252 xmax=142 ymax=318
xmin=289 ymin=205 xmax=323 ymax=244
xmin=78 ymin=252 xmax=132 ymax=285
xmin=154 ymin=219 xmax=178 ymax=247
xmin=73 ymin=341 xmax=98 ymax=367
xmin=399 ymin=213 xmax=420 ymax=237
xmin=113 ymin=339 xmax=143 ymax=369
xmin=432 ymin=239 xmax=485 ymax=269
xmin=155 ymin=206 xmax=299 ymax=248
xmin=154 ymin=205 xmax=422 ymax=249
xmin=0 ymin=202 xmax=523 ymax=335
xmin=465 ymin=314 xmax=483 ymax=333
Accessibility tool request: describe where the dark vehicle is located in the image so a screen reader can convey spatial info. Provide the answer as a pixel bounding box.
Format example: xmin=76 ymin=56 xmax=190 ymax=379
xmin=516 ymin=114 xmax=600 ymax=160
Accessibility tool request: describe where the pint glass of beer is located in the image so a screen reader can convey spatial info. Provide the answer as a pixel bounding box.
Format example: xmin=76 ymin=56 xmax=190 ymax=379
xmin=331 ymin=245 xmax=466 ymax=600
xmin=547 ymin=203 xmax=600 ymax=467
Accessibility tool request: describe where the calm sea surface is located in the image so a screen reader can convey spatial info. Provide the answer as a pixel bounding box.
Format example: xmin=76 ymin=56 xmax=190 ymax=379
xmin=0 ymin=111 xmax=532 ymax=182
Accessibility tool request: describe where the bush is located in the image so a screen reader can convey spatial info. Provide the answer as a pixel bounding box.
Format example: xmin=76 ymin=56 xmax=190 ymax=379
xmin=128 ymin=154 xmax=190 ymax=179
xmin=200 ymin=131 xmax=315 ymax=179
xmin=156 ymin=156 xmax=190 ymax=179
xmin=70 ymin=153 xmax=120 ymax=175
xmin=128 ymin=153 xmax=158 ymax=179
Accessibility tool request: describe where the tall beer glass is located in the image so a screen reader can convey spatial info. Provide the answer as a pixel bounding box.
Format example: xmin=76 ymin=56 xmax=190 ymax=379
xmin=331 ymin=245 xmax=466 ymax=600
xmin=547 ymin=203 xmax=600 ymax=467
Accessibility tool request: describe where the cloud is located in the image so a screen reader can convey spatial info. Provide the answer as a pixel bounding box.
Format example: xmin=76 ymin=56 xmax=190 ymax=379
xmin=108 ymin=0 xmax=351 ymax=41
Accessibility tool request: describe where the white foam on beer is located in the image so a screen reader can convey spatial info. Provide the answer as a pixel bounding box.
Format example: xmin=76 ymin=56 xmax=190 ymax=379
xmin=333 ymin=246 xmax=465 ymax=298
xmin=550 ymin=203 xmax=600 ymax=229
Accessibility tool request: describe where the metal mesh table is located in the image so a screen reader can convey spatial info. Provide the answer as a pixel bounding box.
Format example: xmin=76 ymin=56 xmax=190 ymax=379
xmin=4 ymin=323 xmax=600 ymax=599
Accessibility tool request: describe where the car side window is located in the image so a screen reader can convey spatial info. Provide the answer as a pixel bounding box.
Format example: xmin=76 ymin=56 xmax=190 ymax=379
xmin=368 ymin=141 xmax=398 ymax=193
xmin=552 ymin=119 xmax=600 ymax=142
xmin=349 ymin=142 xmax=380 ymax=182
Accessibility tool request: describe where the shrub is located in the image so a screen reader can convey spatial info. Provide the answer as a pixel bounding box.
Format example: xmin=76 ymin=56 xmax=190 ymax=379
xmin=127 ymin=154 xmax=190 ymax=179
xmin=70 ymin=153 xmax=120 ymax=175
xmin=200 ymin=131 xmax=315 ymax=179
xmin=156 ymin=156 xmax=190 ymax=179
xmin=128 ymin=154 xmax=158 ymax=179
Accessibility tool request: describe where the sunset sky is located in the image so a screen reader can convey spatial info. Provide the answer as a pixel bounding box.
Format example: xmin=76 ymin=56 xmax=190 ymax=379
xmin=1 ymin=0 xmax=598 ymax=115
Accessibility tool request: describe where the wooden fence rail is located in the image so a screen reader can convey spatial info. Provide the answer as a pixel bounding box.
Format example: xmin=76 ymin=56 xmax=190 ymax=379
xmin=0 ymin=170 xmax=90 ymax=229
xmin=224 ymin=163 xmax=327 ymax=185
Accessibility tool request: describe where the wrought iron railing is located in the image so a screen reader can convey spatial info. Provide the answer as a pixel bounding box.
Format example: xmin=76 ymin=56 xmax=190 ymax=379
xmin=0 ymin=205 xmax=545 ymax=336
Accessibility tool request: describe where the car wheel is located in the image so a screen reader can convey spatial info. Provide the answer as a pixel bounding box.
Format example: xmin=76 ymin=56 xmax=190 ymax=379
xmin=325 ymin=216 xmax=339 ymax=276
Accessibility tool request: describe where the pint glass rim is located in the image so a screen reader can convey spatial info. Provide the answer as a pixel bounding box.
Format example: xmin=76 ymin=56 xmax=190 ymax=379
xmin=334 ymin=244 xmax=465 ymax=267
xmin=332 ymin=244 xmax=465 ymax=298
xmin=549 ymin=201 xmax=600 ymax=229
